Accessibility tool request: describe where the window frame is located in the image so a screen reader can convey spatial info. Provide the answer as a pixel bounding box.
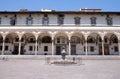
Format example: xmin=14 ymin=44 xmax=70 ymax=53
xmin=90 ymin=17 xmax=96 ymax=26
xmin=44 ymin=46 xmax=48 ymax=52
xmin=106 ymin=17 xmax=113 ymax=25
xmin=74 ymin=17 xmax=80 ymax=25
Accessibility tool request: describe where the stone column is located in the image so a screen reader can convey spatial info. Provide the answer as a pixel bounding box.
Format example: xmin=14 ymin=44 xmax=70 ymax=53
xmin=84 ymin=35 xmax=88 ymax=55
xmin=68 ymin=35 xmax=71 ymax=56
xmin=33 ymin=32 xmax=40 ymax=55
xmin=35 ymin=39 xmax=38 ymax=55
xmin=2 ymin=37 xmax=5 ymax=55
xmin=68 ymin=39 xmax=71 ymax=56
xmin=51 ymin=34 xmax=55 ymax=56
xmin=52 ymin=39 xmax=54 ymax=55
xmin=102 ymin=37 xmax=104 ymax=55
xmin=18 ymin=39 xmax=21 ymax=55
xmin=85 ymin=39 xmax=88 ymax=55
xmin=18 ymin=33 xmax=23 ymax=55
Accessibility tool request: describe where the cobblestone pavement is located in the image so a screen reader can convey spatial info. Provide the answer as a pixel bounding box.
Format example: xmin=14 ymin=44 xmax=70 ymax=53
xmin=0 ymin=59 xmax=120 ymax=79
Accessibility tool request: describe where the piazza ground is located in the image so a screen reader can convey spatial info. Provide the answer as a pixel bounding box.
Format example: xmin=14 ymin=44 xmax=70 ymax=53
xmin=0 ymin=58 xmax=120 ymax=79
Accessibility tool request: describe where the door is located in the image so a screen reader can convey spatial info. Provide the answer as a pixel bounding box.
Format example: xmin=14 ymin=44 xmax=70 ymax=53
xmin=21 ymin=46 xmax=24 ymax=55
xmin=104 ymin=44 xmax=109 ymax=55
xmin=13 ymin=46 xmax=19 ymax=55
xmin=71 ymin=45 xmax=76 ymax=55
xmin=99 ymin=44 xmax=102 ymax=55
xmin=56 ymin=46 xmax=61 ymax=55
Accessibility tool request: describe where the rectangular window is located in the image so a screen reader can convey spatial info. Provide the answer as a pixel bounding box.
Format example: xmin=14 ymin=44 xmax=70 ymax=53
xmin=58 ymin=14 xmax=64 ymax=25
xmin=10 ymin=16 xmax=16 ymax=26
xmin=90 ymin=46 xmax=94 ymax=52
xmin=44 ymin=46 xmax=48 ymax=52
xmin=42 ymin=14 xmax=49 ymax=26
xmin=0 ymin=46 xmax=2 ymax=50
xmin=74 ymin=17 xmax=80 ymax=25
xmin=114 ymin=46 xmax=118 ymax=52
xmin=99 ymin=38 xmax=102 ymax=42
xmin=15 ymin=38 xmax=19 ymax=42
xmin=29 ymin=46 xmax=33 ymax=51
xmin=61 ymin=38 xmax=65 ymax=43
xmin=104 ymin=38 xmax=107 ymax=43
xmin=5 ymin=46 xmax=8 ymax=51
xmin=106 ymin=17 xmax=113 ymax=25
xmin=0 ymin=38 xmax=3 ymax=43
xmin=57 ymin=38 xmax=60 ymax=43
xmin=26 ymin=15 xmax=33 ymax=26
xmin=84 ymin=46 xmax=85 ymax=52
xmin=27 ymin=20 xmax=33 ymax=26
xmin=90 ymin=17 xmax=96 ymax=26
xmin=43 ymin=20 xmax=48 ymax=25
xmin=21 ymin=38 xmax=24 ymax=42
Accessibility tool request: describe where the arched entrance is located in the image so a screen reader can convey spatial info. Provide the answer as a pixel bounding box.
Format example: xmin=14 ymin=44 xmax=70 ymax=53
xmin=104 ymin=33 xmax=118 ymax=55
xmin=54 ymin=32 xmax=68 ymax=55
xmin=5 ymin=33 xmax=19 ymax=55
xmin=22 ymin=33 xmax=35 ymax=55
xmin=38 ymin=32 xmax=52 ymax=55
xmin=87 ymin=33 xmax=102 ymax=55
xmin=71 ymin=32 xmax=85 ymax=55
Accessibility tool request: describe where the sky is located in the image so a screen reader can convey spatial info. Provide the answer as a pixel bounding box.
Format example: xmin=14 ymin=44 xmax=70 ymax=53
xmin=0 ymin=0 xmax=120 ymax=11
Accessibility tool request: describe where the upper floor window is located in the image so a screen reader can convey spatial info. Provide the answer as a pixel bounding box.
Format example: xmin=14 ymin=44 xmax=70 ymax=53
xmin=58 ymin=14 xmax=64 ymax=25
xmin=74 ymin=17 xmax=80 ymax=25
xmin=106 ymin=17 xmax=113 ymax=25
xmin=26 ymin=15 xmax=33 ymax=26
xmin=28 ymin=38 xmax=35 ymax=43
xmin=15 ymin=37 xmax=19 ymax=42
xmin=111 ymin=35 xmax=118 ymax=43
xmin=90 ymin=17 xmax=96 ymax=26
xmin=42 ymin=36 xmax=52 ymax=43
xmin=0 ymin=38 xmax=3 ymax=43
xmin=71 ymin=36 xmax=80 ymax=43
xmin=5 ymin=38 xmax=10 ymax=43
xmin=104 ymin=38 xmax=108 ymax=43
xmin=87 ymin=36 xmax=95 ymax=43
xmin=10 ymin=15 xmax=16 ymax=26
xmin=56 ymin=37 xmax=66 ymax=44
xmin=42 ymin=14 xmax=49 ymax=26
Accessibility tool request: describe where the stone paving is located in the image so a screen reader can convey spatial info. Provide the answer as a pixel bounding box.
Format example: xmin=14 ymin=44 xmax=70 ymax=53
xmin=0 ymin=59 xmax=120 ymax=79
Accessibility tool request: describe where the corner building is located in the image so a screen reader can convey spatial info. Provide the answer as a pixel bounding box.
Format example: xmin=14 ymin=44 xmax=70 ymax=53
xmin=0 ymin=8 xmax=120 ymax=56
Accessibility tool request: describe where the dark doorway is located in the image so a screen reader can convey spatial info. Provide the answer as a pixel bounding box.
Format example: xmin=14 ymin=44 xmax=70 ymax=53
xmin=12 ymin=46 xmax=19 ymax=55
xmin=56 ymin=46 xmax=61 ymax=55
xmin=21 ymin=46 xmax=24 ymax=55
xmin=104 ymin=44 xmax=109 ymax=55
xmin=99 ymin=44 xmax=102 ymax=55
xmin=71 ymin=45 xmax=76 ymax=55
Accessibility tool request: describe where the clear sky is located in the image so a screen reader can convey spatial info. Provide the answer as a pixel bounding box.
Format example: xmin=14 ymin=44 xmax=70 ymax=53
xmin=0 ymin=0 xmax=120 ymax=11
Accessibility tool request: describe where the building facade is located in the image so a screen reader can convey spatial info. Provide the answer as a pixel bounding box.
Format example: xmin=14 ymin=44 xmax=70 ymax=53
xmin=0 ymin=8 xmax=120 ymax=56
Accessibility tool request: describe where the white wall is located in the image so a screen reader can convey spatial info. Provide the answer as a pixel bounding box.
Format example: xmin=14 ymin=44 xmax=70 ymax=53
xmin=1 ymin=13 xmax=120 ymax=26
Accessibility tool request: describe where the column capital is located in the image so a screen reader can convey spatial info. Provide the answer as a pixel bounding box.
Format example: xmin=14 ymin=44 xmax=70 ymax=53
xmin=98 ymin=32 xmax=107 ymax=40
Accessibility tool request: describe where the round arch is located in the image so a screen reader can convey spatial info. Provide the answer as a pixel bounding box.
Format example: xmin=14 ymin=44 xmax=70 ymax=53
xmin=5 ymin=32 xmax=19 ymax=55
xmin=54 ymin=31 xmax=69 ymax=39
xmin=71 ymin=32 xmax=85 ymax=44
xmin=54 ymin=32 xmax=69 ymax=55
xmin=104 ymin=33 xmax=119 ymax=55
xmin=38 ymin=32 xmax=52 ymax=44
xmin=21 ymin=32 xmax=36 ymax=55
xmin=87 ymin=33 xmax=102 ymax=55
xmin=87 ymin=33 xmax=101 ymax=43
xmin=70 ymin=32 xmax=85 ymax=55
